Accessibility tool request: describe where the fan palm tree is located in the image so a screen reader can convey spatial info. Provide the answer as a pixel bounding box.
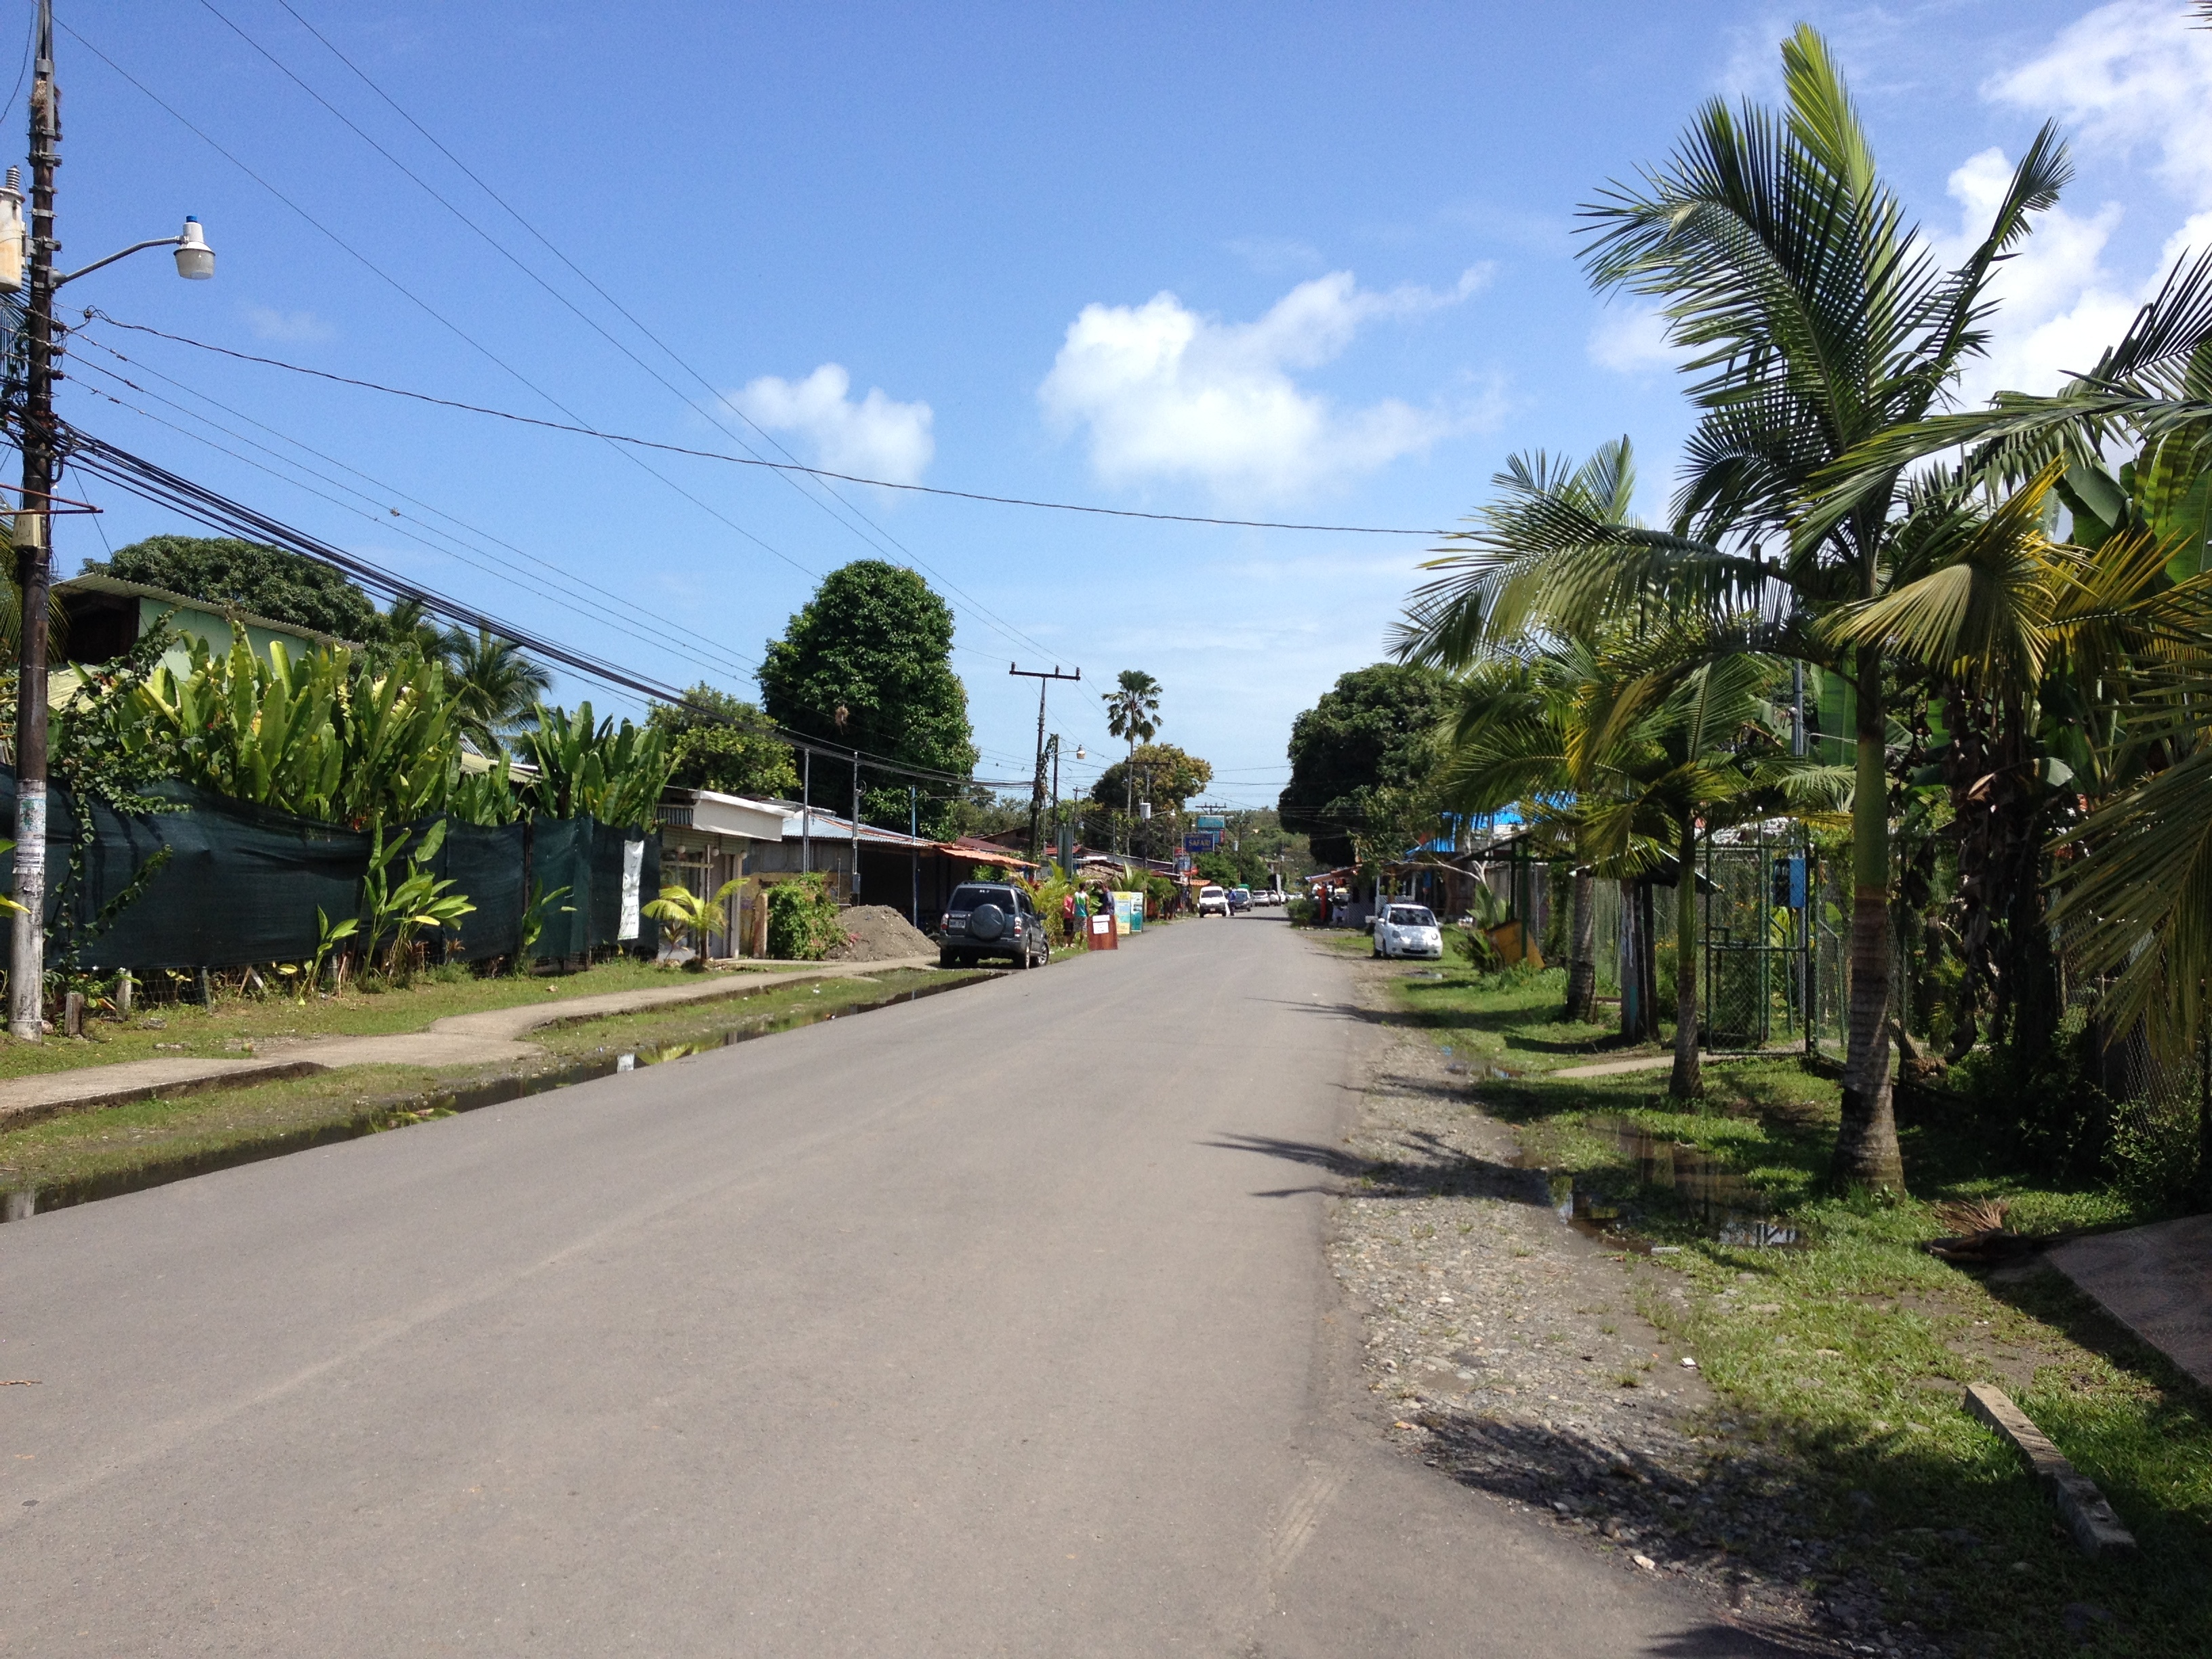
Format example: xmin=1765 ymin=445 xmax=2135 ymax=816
xmin=1395 ymin=28 xmax=2069 ymax=1187
xmin=1103 ymin=670 xmax=1162 ymax=852
xmin=443 ymin=628 xmax=552 ymax=756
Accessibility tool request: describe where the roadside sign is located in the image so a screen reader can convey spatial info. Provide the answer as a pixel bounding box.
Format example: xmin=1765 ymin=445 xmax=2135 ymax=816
xmin=1183 ymin=832 xmax=1219 ymax=853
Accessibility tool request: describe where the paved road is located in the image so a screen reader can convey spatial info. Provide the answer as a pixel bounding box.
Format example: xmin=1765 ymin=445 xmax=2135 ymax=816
xmin=2 ymin=917 xmax=1780 ymax=1655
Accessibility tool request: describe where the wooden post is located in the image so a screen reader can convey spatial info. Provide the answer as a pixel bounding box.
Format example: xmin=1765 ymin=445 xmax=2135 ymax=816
xmin=62 ymin=989 xmax=81 ymax=1036
xmin=115 ymin=970 xmax=132 ymax=1017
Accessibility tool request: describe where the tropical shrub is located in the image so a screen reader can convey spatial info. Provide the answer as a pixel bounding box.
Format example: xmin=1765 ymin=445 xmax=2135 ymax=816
xmin=764 ymin=874 xmax=840 ymax=960
xmin=642 ymin=878 xmax=742 ymax=966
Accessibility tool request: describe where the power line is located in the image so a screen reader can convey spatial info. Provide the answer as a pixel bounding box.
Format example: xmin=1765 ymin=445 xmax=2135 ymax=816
xmin=59 ymin=426 xmax=1032 ymax=789
xmin=70 ymin=335 xmax=764 ymax=682
xmin=56 ymin=17 xmax=825 ymax=585
xmin=68 ymin=360 xmax=765 ymax=690
xmin=79 ymin=316 xmax=1451 ymax=537
xmin=237 ymin=1 xmax=1173 ymax=668
xmin=184 ymin=1 xmax=1071 ymax=672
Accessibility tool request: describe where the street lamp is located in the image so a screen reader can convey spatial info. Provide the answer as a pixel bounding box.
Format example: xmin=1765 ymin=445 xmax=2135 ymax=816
xmin=8 ymin=0 xmax=216 ymax=1040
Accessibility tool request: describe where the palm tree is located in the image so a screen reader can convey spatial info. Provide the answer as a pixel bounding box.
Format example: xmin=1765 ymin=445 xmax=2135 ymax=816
xmin=1104 ymin=670 xmax=1162 ymax=852
xmin=1395 ymin=28 xmax=2069 ymax=1187
xmin=1432 ymin=641 xmax=1609 ymax=1023
xmin=443 ymin=628 xmax=552 ymax=756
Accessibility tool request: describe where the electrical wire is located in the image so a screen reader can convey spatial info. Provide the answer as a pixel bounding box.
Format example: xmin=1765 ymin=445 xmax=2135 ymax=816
xmin=59 ymin=426 xmax=1032 ymax=788
xmin=69 ymin=360 xmax=767 ymax=690
xmin=80 ymin=315 xmax=1450 ymax=537
xmin=70 ymin=334 xmax=765 ymax=681
xmin=218 ymin=0 xmax=1063 ymax=674
xmin=55 ymin=17 xmax=827 ymax=587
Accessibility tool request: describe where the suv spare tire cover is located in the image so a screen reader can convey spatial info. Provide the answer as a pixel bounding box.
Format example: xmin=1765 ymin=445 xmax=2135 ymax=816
xmin=968 ymin=901 xmax=1007 ymax=941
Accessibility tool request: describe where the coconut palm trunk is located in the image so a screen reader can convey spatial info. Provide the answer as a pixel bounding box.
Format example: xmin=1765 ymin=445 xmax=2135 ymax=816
xmin=1669 ymin=816 xmax=1702 ymax=1097
xmin=1836 ymin=644 xmax=1903 ymax=1186
xmin=1563 ymin=860 xmax=1597 ymax=1023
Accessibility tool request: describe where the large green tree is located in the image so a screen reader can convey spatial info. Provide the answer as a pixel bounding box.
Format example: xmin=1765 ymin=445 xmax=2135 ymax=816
xmin=1090 ymin=741 xmax=1212 ymax=860
xmin=85 ymin=536 xmax=386 ymax=642
xmin=758 ymin=560 xmax=977 ymax=836
xmin=648 ymin=682 xmax=799 ymax=800
xmin=1279 ymin=664 xmax=1454 ymax=867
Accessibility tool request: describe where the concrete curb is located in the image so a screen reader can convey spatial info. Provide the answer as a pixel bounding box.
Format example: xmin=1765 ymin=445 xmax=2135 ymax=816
xmin=0 ymin=957 xmax=945 ymax=1130
xmin=1963 ymin=1382 xmax=2136 ymax=1557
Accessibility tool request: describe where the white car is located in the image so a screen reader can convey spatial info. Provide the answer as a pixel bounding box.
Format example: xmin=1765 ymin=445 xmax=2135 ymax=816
xmin=1197 ymin=885 xmax=1231 ymax=917
xmin=1374 ymin=902 xmax=1443 ymax=960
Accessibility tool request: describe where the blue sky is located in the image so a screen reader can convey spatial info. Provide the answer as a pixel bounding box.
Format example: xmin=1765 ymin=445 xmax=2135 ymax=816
xmin=37 ymin=1 xmax=2212 ymax=808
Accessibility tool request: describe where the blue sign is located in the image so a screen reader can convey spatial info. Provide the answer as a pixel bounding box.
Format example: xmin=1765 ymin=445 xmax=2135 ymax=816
xmin=1184 ymin=832 xmax=1220 ymax=853
xmin=1193 ymin=815 xmax=1225 ymax=832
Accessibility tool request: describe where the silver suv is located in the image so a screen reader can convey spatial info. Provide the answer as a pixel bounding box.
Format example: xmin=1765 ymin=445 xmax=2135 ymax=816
xmin=939 ymin=882 xmax=1050 ymax=969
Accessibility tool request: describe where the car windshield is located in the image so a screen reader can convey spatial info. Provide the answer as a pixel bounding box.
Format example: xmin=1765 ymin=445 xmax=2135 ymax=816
xmin=1200 ymin=887 xmax=1224 ymax=899
xmin=948 ymin=886 xmax=1010 ymax=911
xmin=1389 ymin=905 xmax=1437 ymax=927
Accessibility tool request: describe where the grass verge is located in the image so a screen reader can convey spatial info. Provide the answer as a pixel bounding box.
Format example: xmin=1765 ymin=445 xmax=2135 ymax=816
xmin=0 ymin=958 xmax=733 ymax=1082
xmin=0 ymin=967 xmax=972 ymax=1201
xmin=1390 ymin=960 xmax=2212 ymax=1659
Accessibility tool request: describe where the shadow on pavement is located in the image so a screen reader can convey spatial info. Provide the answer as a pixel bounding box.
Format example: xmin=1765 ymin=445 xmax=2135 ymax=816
xmin=1205 ymin=1128 xmax=1551 ymax=1206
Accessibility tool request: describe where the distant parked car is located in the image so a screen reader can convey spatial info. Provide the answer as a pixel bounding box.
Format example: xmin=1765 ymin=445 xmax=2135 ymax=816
xmin=1197 ymin=885 xmax=1231 ymax=917
xmin=1374 ymin=903 xmax=1443 ymax=960
xmin=939 ymin=881 xmax=1050 ymax=968
xmin=1228 ymin=886 xmax=1253 ymax=912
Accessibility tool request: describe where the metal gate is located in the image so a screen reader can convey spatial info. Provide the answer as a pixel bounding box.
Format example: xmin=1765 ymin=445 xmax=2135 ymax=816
xmin=1700 ymin=823 xmax=1814 ymax=1050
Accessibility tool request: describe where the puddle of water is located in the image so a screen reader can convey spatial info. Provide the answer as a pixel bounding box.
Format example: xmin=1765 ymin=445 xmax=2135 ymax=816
xmin=1439 ymin=1044 xmax=1515 ymax=1082
xmin=1531 ymin=1113 xmax=1804 ymax=1250
xmin=1 ymin=977 xmax=977 ymax=1224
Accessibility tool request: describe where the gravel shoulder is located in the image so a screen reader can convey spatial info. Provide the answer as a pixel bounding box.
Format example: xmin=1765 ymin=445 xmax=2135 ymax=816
xmin=1322 ymin=943 xmax=1860 ymax=1656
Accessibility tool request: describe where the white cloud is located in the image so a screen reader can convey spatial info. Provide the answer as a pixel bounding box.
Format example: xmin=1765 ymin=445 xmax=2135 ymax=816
xmin=1036 ymin=267 xmax=1494 ymax=501
xmin=1225 ymin=235 xmax=1325 ymax=277
xmin=1587 ymin=302 xmax=1682 ymax=376
xmin=725 ymin=364 xmax=933 ymax=485
xmin=1943 ymin=4 xmax=2212 ymax=398
xmin=1987 ymin=1 xmax=2212 ymax=208
xmin=244 ymin=306 xmax=331 ymax=344
xmin=1929 ymin=146 xmax=2134 ymax=400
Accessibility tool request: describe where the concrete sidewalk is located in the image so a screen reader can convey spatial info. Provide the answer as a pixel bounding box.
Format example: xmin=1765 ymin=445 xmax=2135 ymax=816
xmin=0 ymin=957 xmax=939 ymax=1130
xmin=2048 ymin=1213 xmax=2212 ymax=1390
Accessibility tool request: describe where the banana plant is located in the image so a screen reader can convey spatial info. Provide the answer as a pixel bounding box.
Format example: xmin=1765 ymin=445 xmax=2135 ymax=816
xmin=358 ymin=818 xmax=475 ymax=982
xmin=516 ymin=702 xmax=672 ymax=829
xmin=123 ymin=628 xmax=463 ymax=827
xmin=306 ymin=905 xmax=359 ymax=998
xmin=514 ymin=878 xmax=573 ymax=971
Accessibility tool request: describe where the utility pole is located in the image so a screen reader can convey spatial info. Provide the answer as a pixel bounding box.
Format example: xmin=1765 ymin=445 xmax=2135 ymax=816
xmin=3 ymin=7 xmax=211 ymax=1039
xmin=1008 ymin=663 xmax=1079 ymax=864
xmin=849 ymin=752 xmax=860 ymax=905
xmin=1046 ymin=734 xmax=1060 ymax=862
xmin=10 ymin=4 xmax=57 ymax=1042
xmin=909 ymin=784 xmax=919 ymax=925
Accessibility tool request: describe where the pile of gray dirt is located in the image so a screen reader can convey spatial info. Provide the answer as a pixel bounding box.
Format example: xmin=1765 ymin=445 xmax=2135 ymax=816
xmin=825 ymin=904 xmax=939 ymax=962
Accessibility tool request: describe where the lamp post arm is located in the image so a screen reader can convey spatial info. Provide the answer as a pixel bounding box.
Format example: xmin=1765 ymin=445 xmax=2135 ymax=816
xmin=55 ymin=234 xmax=180 ymax=287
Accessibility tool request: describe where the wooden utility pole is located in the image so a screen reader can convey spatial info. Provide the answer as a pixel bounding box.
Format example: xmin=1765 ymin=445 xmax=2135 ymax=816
xmin=1008 ymin=663 xmax=1080 ymax=864
xmin=11 ymin=0 xmax=58 ymax=1041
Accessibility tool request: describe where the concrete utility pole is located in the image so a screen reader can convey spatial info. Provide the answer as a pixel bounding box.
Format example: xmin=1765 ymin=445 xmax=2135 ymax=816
xmin=1008 ymin=663 xmax=1079 ymax=864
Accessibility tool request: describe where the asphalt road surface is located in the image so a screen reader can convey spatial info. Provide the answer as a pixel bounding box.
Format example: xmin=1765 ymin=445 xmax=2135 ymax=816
xmin=3 ymin=917 xmax=1785 ymax=1655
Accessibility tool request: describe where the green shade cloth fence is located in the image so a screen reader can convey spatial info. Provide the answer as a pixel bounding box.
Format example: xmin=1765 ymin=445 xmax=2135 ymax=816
xmin=0 ymin=769 xmax=657 ymax=972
